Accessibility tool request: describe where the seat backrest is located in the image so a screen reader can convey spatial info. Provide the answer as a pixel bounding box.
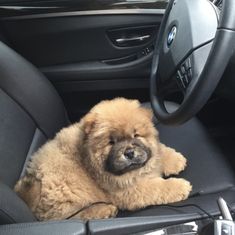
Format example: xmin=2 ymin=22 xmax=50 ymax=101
xmin=0 ymin=41 xmax=68 ymax=192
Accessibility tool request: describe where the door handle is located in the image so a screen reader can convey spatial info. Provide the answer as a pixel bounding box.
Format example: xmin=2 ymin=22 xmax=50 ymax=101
xmin=116 ymin=35 xmax=151 ymax=44
xmin=107 ymin=25 xmax=157 ymax=47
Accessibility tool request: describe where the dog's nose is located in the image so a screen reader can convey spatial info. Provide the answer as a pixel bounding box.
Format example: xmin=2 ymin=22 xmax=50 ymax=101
xmin=124 ymin=149 xmax=135 ymax=160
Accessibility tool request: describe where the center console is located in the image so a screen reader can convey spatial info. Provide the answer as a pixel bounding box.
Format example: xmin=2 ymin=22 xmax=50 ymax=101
xmin=0 ymin=198 xmax=234 ymax=235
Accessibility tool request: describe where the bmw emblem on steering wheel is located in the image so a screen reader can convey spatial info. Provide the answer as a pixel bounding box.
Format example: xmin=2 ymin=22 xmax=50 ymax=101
xmin=167 ymin=26 xmax=177 ymax=47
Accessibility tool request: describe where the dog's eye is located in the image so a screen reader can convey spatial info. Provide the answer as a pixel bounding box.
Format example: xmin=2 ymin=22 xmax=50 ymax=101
xmin=109 ymin=139 xmax=115 ymax=145
xmin=134 ymin=134 xmax=140 ymax=138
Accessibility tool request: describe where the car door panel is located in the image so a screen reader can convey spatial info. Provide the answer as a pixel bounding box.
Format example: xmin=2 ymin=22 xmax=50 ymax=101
xmin=2 ymin=14 xmax=161 ymax=67
xmin=0 ymin=0 xmax=166 ymax=119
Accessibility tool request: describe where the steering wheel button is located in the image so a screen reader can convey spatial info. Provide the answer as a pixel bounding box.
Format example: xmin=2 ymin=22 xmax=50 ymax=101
xmin=176 ymin=71 xmax=186 ymax=89
xmin=181 ymin=65 xmax=186 ymax=74
xmin=187 ymin=68 xmax=193 ymax=79
xmin=177 ymin=70 xmax=183 ymax=78
xmin=183 ymin=75 xmax=189 ymax=84
xmin=185 ymin=58 xmax=192 ymax=70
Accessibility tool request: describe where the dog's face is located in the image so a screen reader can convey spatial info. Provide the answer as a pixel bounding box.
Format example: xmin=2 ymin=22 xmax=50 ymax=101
xmin=106 ymin=137 xmax=151 ymax=175
xmin=81 ymin=98 xmax=159 ymax=183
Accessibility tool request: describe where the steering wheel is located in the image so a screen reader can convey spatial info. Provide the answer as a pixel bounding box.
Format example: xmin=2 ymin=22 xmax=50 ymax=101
xmin=150 ymin=0 xmax=235 ymax=125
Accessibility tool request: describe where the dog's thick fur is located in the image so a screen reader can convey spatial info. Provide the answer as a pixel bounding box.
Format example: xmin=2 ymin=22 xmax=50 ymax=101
xmin=15 ymin=98 xmax=192 ymax=220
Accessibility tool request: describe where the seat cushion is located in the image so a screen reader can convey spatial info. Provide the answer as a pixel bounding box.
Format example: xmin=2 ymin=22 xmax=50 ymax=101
xmin=0 ymin=182 xmax=36 ymax=225
xmin=0 ymin=41 xmax=70 ymax=224
xmin=118 ymin=102 xmax=235 ymax=217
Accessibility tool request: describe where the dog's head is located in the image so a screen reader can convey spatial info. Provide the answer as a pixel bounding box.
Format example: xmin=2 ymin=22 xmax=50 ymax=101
xmin=81 ymin=98 xmax=160 ymax=187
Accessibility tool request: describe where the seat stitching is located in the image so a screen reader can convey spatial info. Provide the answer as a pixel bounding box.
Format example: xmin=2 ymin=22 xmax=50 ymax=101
xmin=0 ymin=208 xmax=16 ymax=223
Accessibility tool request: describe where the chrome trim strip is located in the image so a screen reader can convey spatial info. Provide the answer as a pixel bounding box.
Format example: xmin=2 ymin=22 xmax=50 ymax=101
xmin=2 ymin=9 xmax=165 ymax=20
xmin=113 ymin=0 xmax=165 ymax=6
xmin=0 ymin=6 xmax=60 ymax=10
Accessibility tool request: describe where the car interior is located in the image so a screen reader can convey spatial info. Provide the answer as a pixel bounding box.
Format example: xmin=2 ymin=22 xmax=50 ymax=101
xmin=0 ymin=0 xmax=235 ymax=234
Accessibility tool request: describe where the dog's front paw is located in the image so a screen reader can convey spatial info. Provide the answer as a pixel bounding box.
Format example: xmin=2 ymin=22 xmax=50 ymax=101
xmin=164 ymin=152 xmax=187 ymax=177
xmin=95 ymin=204 xmax=118 ymax=219
xmin=76 ymin=204 xmax=118 ymax=220
xmin=168 ymin=178 xmax=192 ymax=202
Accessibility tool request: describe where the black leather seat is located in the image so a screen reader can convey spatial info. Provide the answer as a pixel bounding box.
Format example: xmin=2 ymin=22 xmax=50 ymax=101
xmin=0 ymin=41 xmax=235 ymax=225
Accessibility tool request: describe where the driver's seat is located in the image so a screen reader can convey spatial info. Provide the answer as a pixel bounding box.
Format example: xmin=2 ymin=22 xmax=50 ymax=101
xmin=0 ymin=41 xmax=235 ymax=225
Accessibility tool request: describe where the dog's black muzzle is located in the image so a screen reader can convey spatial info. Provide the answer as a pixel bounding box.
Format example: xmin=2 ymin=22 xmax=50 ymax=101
xmin=106 ymin=139 xmax=151 ymax=175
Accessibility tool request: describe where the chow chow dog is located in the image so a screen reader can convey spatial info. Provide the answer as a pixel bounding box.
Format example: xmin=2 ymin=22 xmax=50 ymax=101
xmin=15 ymin=98 xmax=192 ymax=220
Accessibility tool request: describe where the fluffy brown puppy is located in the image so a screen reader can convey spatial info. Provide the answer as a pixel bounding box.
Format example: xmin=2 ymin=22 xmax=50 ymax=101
xmin=15 ymin=98 xmax=192 ymax=221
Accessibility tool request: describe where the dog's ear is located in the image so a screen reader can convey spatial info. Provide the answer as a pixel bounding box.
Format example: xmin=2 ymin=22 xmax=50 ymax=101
xmin=130 ymin=99 xmax=141 ymax=107
xmin=82 ymin=112 xmax=96 ymax=134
